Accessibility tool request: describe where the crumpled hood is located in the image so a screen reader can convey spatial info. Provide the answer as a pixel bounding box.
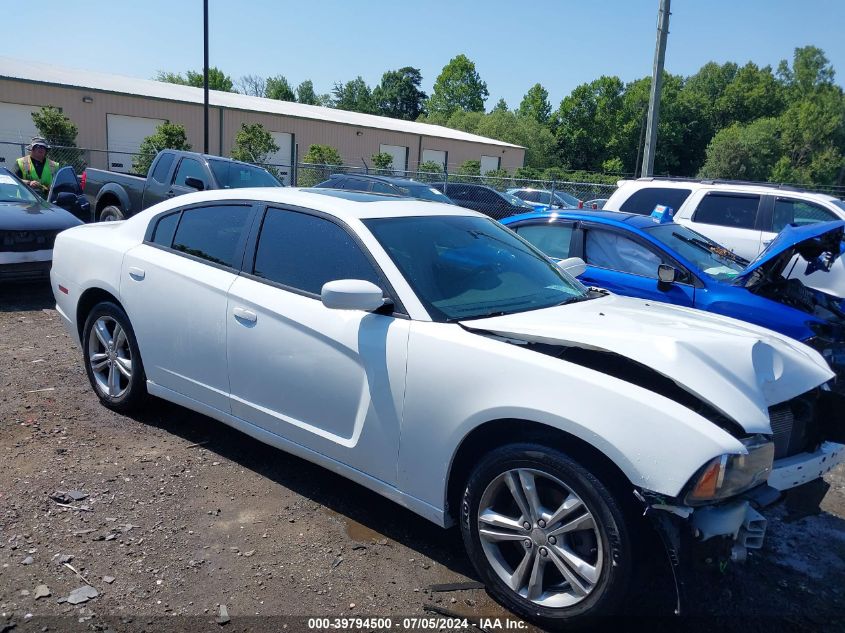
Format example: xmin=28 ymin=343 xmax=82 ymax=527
xmin=460 ymin=294 xmax=834 ymax=433
xmin=739 ymin=220 xmax=845 ymax=281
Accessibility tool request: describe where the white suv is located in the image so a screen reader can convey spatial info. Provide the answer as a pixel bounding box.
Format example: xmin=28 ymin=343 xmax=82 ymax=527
xmin=604 ymin=178 xmax=845 ymax=297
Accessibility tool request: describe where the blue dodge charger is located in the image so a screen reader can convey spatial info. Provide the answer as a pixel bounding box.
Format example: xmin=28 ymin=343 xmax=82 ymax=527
xmin=501 ymin=209 xmax=845 ymax=384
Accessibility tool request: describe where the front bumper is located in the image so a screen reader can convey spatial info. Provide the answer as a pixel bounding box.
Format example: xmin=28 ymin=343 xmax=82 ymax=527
xmin=769 ymin=441 xmax=845 ymax=490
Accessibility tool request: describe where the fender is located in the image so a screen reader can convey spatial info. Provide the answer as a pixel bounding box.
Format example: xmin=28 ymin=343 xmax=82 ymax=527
xmin=96 ymin=182 xmax=132 ymax=215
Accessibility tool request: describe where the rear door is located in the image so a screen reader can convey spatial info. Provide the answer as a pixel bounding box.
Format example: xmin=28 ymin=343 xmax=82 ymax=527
xmin=226 ymin=206 xmax=409 ymax=484
xmin=140 ymin=152 xmax=177 ymax=208
xmin=121 ymin=202 xmax=256 ymax=412
xmin=680 ymin=191 xmax=764 ymax=260
xmin=169 ymin=157 xmax=210 ymax=198
xmin=579 ymin=224 xmax=695 ymax=306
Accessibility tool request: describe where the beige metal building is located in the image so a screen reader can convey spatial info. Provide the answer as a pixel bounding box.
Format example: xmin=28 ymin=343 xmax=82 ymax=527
xmin=0 ymin=57 xmax=524 ymax=185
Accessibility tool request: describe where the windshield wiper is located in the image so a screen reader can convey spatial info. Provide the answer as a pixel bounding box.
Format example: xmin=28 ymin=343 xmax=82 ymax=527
xmin=671 ymin=231 xmax=746 ymax=264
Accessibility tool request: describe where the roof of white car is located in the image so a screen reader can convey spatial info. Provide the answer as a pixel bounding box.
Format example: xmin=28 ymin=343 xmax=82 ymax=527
xmin=159 ymin=187 xmax=481 ymax=220
xmin=617 ymin=178 xmax=842 ymax=204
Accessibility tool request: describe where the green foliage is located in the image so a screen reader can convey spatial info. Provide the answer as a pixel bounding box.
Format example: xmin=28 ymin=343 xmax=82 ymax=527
xmin=132 ymin=122 xmax=191 ymax=175
xmin=475 ymin=111 xmax=557 ymax=170
xmin=266 ymin=75 xmax=295 ymax=101
xmin=492 ymin=98 xmax=509 ymax=113
xmin=601 ymin=157 xmax=625 ymax=173
xmin=454 ymin=160 xmax=481 ymax=182
xmin=518 ymin=84 xmax=551 ymax=124
xmin=333 ymin=77 xmax=376 ymax=114
xmin=427 ymin=54 xmax=489 ymax=117
xmin=371 ymin=152 xmax=394 ymax=173
xmin=296 ymin=80 xmax=318 ymax=105
xmin=299 ymin=144 xmax=344 ymax=186
xmin=31 ymin=106 xmax=85 ymax=171
xmin=156 ymin=68 xmax=235 ymax=92
xmin=698 ymin=118 xmax=782 ymax=181
xmin=373 ymin=67 xmax=427 ymax=120
xmin=416 ymin=160 xmax=445 ymax=182
xmin=230 ymin=123 xmax=279 ymax=164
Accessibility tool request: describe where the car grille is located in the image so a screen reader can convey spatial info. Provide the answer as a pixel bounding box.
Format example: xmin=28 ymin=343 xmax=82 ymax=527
xmin=0 ymin=230 xmax=58 ymax=252
xmin=768 ymin=392 xmax=820 ymax=459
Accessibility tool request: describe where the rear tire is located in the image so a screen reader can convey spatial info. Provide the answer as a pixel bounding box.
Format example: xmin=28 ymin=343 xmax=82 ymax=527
xmin=99 ymin=205 xmax=125 ymax=222
xmin=82 ymin=301 xmax=146 ymax=411
xmin=460 ymin=443 xmax=633 ymax=629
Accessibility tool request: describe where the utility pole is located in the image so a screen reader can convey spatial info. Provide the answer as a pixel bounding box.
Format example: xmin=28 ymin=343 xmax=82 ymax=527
xmin=203 ymin=0 xmax=209 ymax=154
xmin=641 ymin=0 xmax=670 ymax=177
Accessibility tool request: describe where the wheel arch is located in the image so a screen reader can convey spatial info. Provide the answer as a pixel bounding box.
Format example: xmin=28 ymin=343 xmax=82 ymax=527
xmin=76 ymin=287 xmax=124 ymax=340
xmin=444 ymin=419 xmax=637 ymax=527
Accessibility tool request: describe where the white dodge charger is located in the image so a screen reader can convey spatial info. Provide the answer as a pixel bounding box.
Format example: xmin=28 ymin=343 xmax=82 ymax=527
xmin=50 ymin=187 xmax=842 ymax=627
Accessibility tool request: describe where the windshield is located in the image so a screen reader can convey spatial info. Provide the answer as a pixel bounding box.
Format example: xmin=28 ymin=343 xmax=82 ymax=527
xmin=646 ymin=223 xmax=747 ymax=281
xmin=363 ymin=215 xmax=588 ymax=321
xmin=405 ymin=184 xmax=454 ymax=204
xmin=501 ymin=191 xmax=533 ymax=208
xmin=0 ymin=171 xmax=38 ymax=204
xmin=554 ymin=191 xmax=581 ymax=207
xmin=208 ymin=160 xmax=281 ymax=188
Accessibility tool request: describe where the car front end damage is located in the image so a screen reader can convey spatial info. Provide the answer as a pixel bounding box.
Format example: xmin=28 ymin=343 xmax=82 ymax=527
xmin=637 ymin=387 xmax=845 ymax=613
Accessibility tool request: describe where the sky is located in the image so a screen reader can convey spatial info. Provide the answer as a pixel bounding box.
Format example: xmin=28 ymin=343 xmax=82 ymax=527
xmin=2 ymin=0 xmax=844 ymax=109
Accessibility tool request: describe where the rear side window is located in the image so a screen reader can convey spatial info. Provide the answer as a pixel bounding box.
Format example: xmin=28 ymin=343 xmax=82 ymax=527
xmin=253 ymin=208 xmax=380 ymax=295
xmin=693 ymin=193 xmax=759 ymax=229
xmin=208 ymin=160 xmax=280 ymax=188
xmin=171 ymin=204 xmax=252 ymax=268
xmin=173 ymin=158 xmax=206 ymax=188
xmin=619 ymin=187 xmax=692 ymax=215
xmin=514 ymin=224 xmax=574 ymax=259
xmin=371 ymin=181 xmax=396 ymax=195
xmin=772 ymin=198 xmax=839 ymax=232
xmin=151 ymin=153 xmax=175 ymax=182
xmin=151 ymin=211 xmax=180 ymax=247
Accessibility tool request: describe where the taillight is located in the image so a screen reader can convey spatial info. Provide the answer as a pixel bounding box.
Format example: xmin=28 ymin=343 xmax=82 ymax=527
xmin=578 ymin=200 xmax=583 ymax=209
xmin=80 ymin=170 xmax=87 ymax=190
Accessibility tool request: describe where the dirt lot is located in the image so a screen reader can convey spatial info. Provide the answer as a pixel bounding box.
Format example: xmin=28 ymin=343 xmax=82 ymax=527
xmin=1 ymin=283 xmax=845 ymax=633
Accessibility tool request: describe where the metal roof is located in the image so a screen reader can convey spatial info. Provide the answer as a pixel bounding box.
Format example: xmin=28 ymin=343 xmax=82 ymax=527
xmin=0 ymin=57 xmax=523 ymax=149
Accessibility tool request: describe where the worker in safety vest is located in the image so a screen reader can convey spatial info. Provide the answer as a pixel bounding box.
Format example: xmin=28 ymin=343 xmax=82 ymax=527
xmin=15 ymin=137 xmax=59 ymax=194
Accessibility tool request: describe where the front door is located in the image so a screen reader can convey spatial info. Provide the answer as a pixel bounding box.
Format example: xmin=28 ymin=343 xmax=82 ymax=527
xmin=226 ymin=206 xmax=408 ymax=484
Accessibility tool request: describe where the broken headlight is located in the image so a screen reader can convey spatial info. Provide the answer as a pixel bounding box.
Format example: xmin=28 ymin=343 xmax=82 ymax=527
xmin=685 ymin=435 xmax=774 ymax=505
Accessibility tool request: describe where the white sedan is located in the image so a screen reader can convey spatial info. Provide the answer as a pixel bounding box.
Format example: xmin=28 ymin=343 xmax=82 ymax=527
xmin=51 ymin=187 xmax=838 ymax=627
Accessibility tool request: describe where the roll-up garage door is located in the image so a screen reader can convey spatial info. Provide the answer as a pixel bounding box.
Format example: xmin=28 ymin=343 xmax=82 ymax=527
xmin=0 ymin=103 xmax=39 ymax=169
xmin=379 ymin=144 xmax=408 ymax=174
xmin=421 ymin=149 xmax=447 ymax=171
xmin=481 ymin=155 xmax=501 ymax=175
xmin=267 ymin=132 xmax=294 ymax=185
xmin=107 ymin=114 xmax=166 ymax=174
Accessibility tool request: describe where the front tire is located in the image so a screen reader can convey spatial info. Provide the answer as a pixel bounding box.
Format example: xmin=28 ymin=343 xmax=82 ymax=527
xmin=99 ymin=205 xmax=125 ymax=222
xmin=460 ymin=443 xmax=633 ymax=629
xmin=82 ymin=301 xmax=146 ymax=411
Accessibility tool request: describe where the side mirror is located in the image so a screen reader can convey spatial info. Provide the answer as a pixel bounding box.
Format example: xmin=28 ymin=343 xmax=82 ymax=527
xmin=321 ymin=279 xmax=387 ymax=312
xmin=54 ymin=191 xmax=78 ymax=209
xmin=184 ymin=176 xmax=205 ymax=191
xmin=658 ymin=264 xmax=677 ymax=285
xmin=558 ymin=257 xmax=587 ymax=278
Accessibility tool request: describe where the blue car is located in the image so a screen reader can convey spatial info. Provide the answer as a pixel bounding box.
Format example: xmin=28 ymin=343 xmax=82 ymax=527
xmin=501 ymin=209 xmax=845 ymax=383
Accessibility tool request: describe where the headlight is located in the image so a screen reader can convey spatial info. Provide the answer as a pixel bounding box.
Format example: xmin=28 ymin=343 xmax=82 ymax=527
xmin=685 ymin=435 xmax=774 ymax=505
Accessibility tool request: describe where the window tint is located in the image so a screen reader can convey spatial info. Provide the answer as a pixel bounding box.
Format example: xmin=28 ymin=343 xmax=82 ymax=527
xmin=585 ymin=229 xmax=664 ymax=278
xmin=253 ymin=209 xmax=380 ymax=294
xmin=151 ymin=152 xmax=175 ymax=182
xmin=171 ymin=205 xmax=252 ymax=267
xmin=619 ymin=187 xmax=692 ymax=215
xmin=371 ymin=181 xmax=396 ymax=195
xmin=151 ymin=211 xmax=180 ymax=247
xmin=339 ymin=178 xmax=369 ymax=192
xmin=208 ymin=160 xmax=280 ymax=189
xmin=693 ymin=194 xmax=759 ymax=229
xmin=772 ymin=198 xmax=838 ymax=231
xmin=514 ymin=224 xmax=574 ymax=259
xmin=173 ymin=158 xmax=206 ymax=188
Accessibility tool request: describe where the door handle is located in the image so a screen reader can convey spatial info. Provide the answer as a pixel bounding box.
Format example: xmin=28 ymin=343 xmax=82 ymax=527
xmin=233 ymin=307 xmax=257 ymax=323
xmin=128 ymin=266 xmax=145 ymax=281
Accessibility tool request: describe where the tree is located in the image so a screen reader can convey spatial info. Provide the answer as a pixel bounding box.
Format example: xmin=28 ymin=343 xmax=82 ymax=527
xmin=778 ymin=45 xmax=836 ymax=97
xmin=31 ymin=106 xmax=85 ymax=170
xmin=266 ymin=75 xmax=295 ymax=101
xmin=518 ymin=83 xmax=551 ymax=124
xmin=698 ymin=118 xmax=782 ymax=181
xmin=417 ymin=160 xmax=445 ymax=182
xmin=236 ymin=75 xmax=266 ymax=97
xmin=333 ymin=77 xmax=377 ymax=114
xmin=492 ymin=98 xmax=509 ymax=113
xmin=371 ymin=152 xmax=393 ymax=173
xmin=427 ymin=54 xmax=489 ymax=117
xmin=230 ymin=123 xmax=279 ymax=164
xmin=474 ymin=110 xmax=557 ymax=170
xmin=156 ymin=67 xmax=235 ymax=92
xmin=456 ymin=159 xmax=481 ymax=180
xmin=299 ymin=144 xmax=344 ymax=186
xmin=373 ymin=67 xmax=427 ymax=120
xmin=716 ymin=63 xmax=786 ymax=126
xmin=296 ymin=80 xmax=318 ymax=105
xmin=132 ymin=122 xmax=191 ymax=175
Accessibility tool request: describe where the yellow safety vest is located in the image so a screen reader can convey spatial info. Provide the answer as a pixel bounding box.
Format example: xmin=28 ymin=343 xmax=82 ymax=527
xmin=17 ymin=156 xmax=58 ymax=189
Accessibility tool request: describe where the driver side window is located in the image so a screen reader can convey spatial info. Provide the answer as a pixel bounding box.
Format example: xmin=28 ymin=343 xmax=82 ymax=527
xmin=585 ymin=229 xmax=663 ymax=279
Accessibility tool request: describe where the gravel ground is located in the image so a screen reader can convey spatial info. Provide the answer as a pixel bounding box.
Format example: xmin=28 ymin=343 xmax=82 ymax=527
xmin=1 ymin=282 xmax=844 ymax=633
